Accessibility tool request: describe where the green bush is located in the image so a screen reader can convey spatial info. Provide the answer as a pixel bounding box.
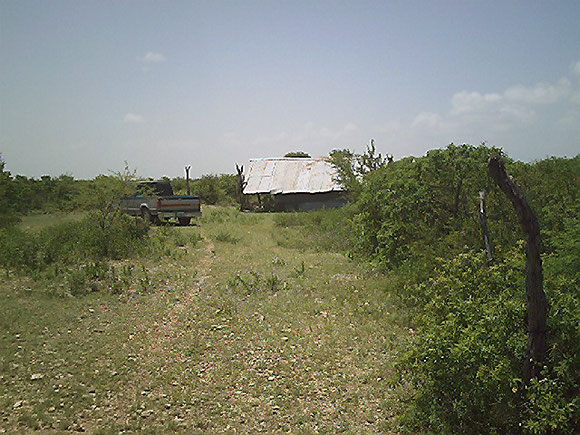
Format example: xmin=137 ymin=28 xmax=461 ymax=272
xmin=398 ymin=241 xmax=579 ymax=433
xmin=0 ymin=213 xmax=21 ymax=229
xmin=186 ymin=174 xmax=237 ymax=205
xmin=399 ymin=250 xmax=527 ymax=433
xmin=0 ymin=209 xmax=150 ymax=282
xmin=522 ymin=215 xmax=579 ymax=434
xmin=354 ymin=144 xmax=519 ymax=269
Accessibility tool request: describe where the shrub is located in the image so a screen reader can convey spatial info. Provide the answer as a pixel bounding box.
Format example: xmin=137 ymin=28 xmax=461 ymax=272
xmin=353 ymin=144 xmax=523 ymax=270
xmin=212 ymin=231 xmax=240 ymax=244
xmin=0 ymin=209 xmax=150 ymax=293
xmin=399 ymin=250 xmax=527 ymax=433
xmin=398 ymin=239 xmax=579 ymax=433
xmin=0 ymin=213 xmax=21 ymax=229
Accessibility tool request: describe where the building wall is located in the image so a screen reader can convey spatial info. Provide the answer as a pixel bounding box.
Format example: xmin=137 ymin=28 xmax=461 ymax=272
xmin=273 ymin=192 xmax=347 ymax=211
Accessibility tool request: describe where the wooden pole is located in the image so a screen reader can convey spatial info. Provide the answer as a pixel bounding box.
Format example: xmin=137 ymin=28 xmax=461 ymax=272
xmin=236 ymin=164 xmax=247 ymax=211
xmin=478 ymin=189 xmax=493 ymax=263
xmin=185 ymin=166 xmax=191 ymax=195
xmin=488 ymin=157 xmax=547 ymax=382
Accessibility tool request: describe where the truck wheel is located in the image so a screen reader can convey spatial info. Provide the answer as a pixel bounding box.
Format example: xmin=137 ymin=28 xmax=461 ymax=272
xmin=141 ymin=208 xmax=153 ymax=224
xmin=178 ymin=217 xmax=191 ymax=226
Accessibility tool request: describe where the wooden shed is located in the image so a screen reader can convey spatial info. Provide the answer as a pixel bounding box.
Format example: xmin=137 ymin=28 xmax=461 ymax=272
xmin=242 ymin=157 xmax=347 ymax=211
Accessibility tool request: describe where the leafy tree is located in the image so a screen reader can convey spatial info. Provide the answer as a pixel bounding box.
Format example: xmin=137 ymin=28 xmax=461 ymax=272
xmin=187 ymin=174 xmax=238 ymax=205
xmin=329 ymin=139 xmax=388 ymax=198
xmin=284 ymin=151 xmax=311 ymax=158
xmin=0 ymin=155 xmax=20 ymax=227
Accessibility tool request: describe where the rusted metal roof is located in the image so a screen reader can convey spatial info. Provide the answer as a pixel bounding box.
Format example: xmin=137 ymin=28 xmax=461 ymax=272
xmin=243 ymin=157 xmax=343 ymax=195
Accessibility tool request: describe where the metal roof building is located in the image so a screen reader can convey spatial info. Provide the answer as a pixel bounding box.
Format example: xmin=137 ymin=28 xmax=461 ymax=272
xmin=243 ymin=157 xmax=343 ymax=195
xmin=243 ymin=157 xmax=346 ymax=211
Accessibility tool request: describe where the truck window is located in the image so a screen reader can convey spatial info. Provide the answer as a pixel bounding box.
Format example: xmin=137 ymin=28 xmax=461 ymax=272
xmin=136 ymin=182 xmax=174 ymax=196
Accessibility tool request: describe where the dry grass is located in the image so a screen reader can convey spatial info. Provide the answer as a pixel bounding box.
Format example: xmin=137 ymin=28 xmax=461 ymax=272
xmin=1 ymin=207 xmax=409 ymax=433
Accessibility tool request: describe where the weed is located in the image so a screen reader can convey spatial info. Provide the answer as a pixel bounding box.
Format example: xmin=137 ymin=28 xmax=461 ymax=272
xmin=264 ymin=272 xmax=284 ymax=292
xmin=271 ymin=256 xmax=286 ymax=266
xmin=212 ymin=231 xmax=240 ymax=244
xmin=293 ymin=260 xmax=306 ymax=277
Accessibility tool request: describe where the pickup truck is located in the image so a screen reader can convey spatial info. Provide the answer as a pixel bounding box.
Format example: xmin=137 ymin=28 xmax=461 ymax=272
xmin=120 ymin=181 xmax=201 ymax=226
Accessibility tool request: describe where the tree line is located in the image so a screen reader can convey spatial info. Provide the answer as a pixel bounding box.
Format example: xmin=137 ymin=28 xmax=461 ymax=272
xmin=0 ymin=156 xmax=238 ymax=227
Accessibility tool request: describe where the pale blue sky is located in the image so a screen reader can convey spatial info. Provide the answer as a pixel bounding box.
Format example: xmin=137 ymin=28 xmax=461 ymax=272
xmin=1 ymin=1 xmax=579 ymax=178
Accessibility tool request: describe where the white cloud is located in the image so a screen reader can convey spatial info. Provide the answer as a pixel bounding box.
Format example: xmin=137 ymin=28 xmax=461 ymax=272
xmin=412 ymin=112 xmax=442 ymax=128
xmin=124 ymin=113 xmax=145 ymax=123
xmin=450 ymin=91 xmax=502 ymax=116
xmin=504 ymin=80 xmax=569 ymax=104
xmin=379 ymin=62 xmax=580 ymax=156
xmin=141 ymin=52 xmax=166 ymax=63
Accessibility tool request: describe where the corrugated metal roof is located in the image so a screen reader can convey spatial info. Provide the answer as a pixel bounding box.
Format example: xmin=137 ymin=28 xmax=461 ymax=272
xmin=243 ymin=157 xmax=343 ymax=195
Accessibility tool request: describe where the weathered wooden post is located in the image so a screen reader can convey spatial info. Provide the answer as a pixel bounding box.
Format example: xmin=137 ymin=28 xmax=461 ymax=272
xmin=488 ymin=157 xmax=548 ymax=383
xmin=185 ymin=166 xmax=191 ymax=195
xmin=236 ymin=164 xmax=247 ymax=211
xmin=478 ymin=189 xmax=493 ymax=263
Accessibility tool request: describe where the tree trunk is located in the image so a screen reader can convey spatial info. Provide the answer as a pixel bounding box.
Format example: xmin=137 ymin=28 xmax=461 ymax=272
xmin=236 ymin=164 xmax=247 ymax=211
xmin=185 ymin=166 xmax=191 ymax=195
xmin=488 ymin=157 xmax=547 ymax=383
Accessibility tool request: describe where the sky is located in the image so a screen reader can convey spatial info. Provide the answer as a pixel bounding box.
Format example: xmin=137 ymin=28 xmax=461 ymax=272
xmin=1 ymin=1 xmax=579 ymax=179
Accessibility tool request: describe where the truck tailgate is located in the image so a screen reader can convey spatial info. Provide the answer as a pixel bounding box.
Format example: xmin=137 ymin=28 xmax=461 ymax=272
xmin=157 ymin=196 xmax=201 ymax=212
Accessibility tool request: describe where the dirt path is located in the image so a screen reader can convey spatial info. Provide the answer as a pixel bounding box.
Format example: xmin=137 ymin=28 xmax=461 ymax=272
xmin=147 ymin=237 xmax=215 ymax=356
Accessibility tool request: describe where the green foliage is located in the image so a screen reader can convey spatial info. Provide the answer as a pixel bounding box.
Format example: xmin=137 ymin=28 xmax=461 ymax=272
xmin=0 ymin=210 xmax=149 ymax=273
xmin=0 ymin=156 xmax=21 ymax=227
xmin=212 ymin=230 xmax=240 ymax=244
xmin=227 ymin=270 xmax=287 ymax=294
xmin=272 ymin=206 xmax=355 ymax=252
xmin=399 ymin=250 xmax=527 ymax=433
xmin=329 ymin=139 xmax=388 ymax=198
xmin=184 ymin=174 xmax=237 ymax=205
xmin=523 ymin=215 xmax=579 ymax=434
xmin=284 ymin=151 xmax=311 ymax=158
xmin=353 ymin=144 xmax=518 ymax=269
xmin=512 ymin=156 xmax=579 ymax=253
xmin=348 ymin=145 xmax=579 ymax=432
xmin=0 ymin=210 xmax=150 ymax=296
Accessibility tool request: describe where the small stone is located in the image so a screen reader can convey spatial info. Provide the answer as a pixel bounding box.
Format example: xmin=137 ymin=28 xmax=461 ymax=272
xmin=13 ymin=400 xmax=23 ymax=409
xmin=141 ymin=409 xmax=154 ymax=418
xmin=30 ymin=373 xmax=44 ymax=381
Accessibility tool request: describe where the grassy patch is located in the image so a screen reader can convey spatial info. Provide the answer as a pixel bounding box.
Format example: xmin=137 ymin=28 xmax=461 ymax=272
xmin=18 ymin=211 xmax=86 ymax=232
xmin=1 ymin=207 xmax=409 ymax=432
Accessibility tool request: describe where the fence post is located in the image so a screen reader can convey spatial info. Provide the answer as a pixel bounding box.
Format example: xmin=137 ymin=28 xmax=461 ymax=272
xmin=488 ymin=157 xmax=547 ymax=383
